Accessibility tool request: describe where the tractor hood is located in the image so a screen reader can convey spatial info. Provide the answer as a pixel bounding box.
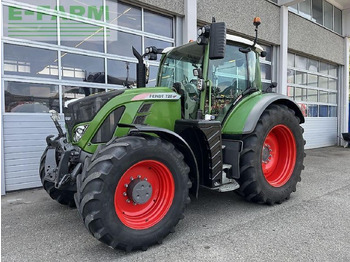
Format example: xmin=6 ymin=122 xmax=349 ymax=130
xmin=64 ymin=89 xmax=125 ymax=138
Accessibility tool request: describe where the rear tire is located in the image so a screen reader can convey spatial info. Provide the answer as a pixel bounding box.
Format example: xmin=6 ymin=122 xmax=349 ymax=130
xmin=237 ymin=104 xmax=305 ymax=204
xmin=39 ymin=148 xmax=76 ymax=207
xmin=75 ymin=135 xmax=191 ymax=251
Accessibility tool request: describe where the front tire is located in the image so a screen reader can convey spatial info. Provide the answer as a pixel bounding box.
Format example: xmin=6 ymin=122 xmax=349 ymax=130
xmin=237 ymin=104 xmax=305 ymax=204
xmin=75 ymin=135 xmax=191 ymax=251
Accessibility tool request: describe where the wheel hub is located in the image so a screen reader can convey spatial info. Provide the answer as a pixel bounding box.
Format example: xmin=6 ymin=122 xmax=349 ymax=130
xmin=126 ymin=178 xmax=152 ymax=205
xmin=262 ymin=144 xmax=272 ymax=164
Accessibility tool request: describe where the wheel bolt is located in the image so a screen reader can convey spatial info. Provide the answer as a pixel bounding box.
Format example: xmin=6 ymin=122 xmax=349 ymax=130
xmin=130 ymin=177 xmax=134 ymax=181
xmin=126 ymin=199 xmax=130 ymax=203
xmin=124 ymin=184 xmax=128 ymax=188
xmin=133 ymin=203 xmax=137 ymax=206
xmin=123 ymin=192 xmax=127 ymax=196
xmin=144 ymin=178 xmax=148 ymax=181
xmin=137 ymin=175 xmax=141 ymax=179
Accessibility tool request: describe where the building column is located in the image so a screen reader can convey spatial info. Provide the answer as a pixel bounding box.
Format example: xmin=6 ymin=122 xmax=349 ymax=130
xmin=278 ymin=5 xmax=288 ymax=95
xmin=183 ymin=0 xmax=197 ymax=44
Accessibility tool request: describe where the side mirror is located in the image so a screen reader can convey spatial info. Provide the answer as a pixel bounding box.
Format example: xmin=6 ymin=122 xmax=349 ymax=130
xmin=209 ymin=22 xmax=226 ymax=60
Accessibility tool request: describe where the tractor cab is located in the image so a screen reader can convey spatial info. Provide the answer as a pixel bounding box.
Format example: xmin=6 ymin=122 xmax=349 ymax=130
xmin=157 ymin=35 xmax=264 ymax=122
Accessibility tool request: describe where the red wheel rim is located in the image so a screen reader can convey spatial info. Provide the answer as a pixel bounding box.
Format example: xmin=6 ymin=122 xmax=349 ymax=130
xmin=261 ymin=125 xmax=296 ymax=187
xmin=114 ymin=160 xmax=175 ymax=229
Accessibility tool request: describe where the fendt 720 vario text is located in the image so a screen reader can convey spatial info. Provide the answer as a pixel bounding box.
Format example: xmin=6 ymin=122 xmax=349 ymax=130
xmin=40 ymin=18 xmax=305 ymax=251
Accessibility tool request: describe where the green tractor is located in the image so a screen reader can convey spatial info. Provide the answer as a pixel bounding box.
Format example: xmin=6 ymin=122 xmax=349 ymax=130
xmin=40 ymin=18 xmax=305 ymax=251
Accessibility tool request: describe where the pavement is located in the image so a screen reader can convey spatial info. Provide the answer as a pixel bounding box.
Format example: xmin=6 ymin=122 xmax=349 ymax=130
xmin=2 ymin=146 xmax=350 ymax=262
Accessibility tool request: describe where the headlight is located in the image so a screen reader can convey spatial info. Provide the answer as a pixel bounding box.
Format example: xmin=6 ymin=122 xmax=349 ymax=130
xmin=73 ymin=125 xmax=88 ymax=142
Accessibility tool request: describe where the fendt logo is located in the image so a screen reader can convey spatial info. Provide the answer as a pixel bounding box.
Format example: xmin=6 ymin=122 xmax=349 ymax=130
xmin=6 ymin=5 xmax=112 ymax=40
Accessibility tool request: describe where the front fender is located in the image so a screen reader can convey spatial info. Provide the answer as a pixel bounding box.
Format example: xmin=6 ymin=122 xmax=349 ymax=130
xmin=120 ymin=124 xmax=200 ymax=198
xmin=222 ymin=92 xmax=305 ymax=135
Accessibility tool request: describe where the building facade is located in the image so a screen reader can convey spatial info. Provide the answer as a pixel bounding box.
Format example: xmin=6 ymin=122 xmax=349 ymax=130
xmin=1 ymin=0 xmax=349 ymax=194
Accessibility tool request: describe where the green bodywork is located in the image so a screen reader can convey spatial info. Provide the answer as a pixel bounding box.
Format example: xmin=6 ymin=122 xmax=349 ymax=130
xmin=71 ymin=38 xmax=288 ymax=153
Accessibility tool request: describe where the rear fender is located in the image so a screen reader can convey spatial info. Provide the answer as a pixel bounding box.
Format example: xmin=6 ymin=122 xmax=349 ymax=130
xmin=222 ymin=93 xmax=305 ymax=135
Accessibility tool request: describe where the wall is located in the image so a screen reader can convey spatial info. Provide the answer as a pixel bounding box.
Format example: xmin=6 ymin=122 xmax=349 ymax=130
xmin=197 ymin=0 xmax=280 ymax=45
xmin=288 ymin=12 xmax=345 ymax=65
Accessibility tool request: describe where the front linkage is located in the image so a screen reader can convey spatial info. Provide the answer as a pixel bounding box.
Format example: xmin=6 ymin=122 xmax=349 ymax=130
xmin=42 ymin=110 xmax=83 ymax=192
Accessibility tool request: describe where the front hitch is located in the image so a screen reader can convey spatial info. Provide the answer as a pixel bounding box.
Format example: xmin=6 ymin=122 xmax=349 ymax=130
xmin=44 ymin=110 xmax=82 ymax=191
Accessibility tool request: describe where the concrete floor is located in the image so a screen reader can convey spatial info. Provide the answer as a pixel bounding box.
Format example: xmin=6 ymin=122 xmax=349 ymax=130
xmin=2 ymin=146 xmax=350 ymax=262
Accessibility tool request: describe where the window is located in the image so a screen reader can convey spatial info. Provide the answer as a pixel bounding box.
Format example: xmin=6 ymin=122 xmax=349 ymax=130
xmin=3 ymin=6 xmax=57 ymax=44
xmin=289 ymin=0 xmax=342 ymax=35
xmin=61 ymin=53 xmax=105 ymax=82
xmin=288 ymin=53 xmax=338 ymax=118
xmin=4 ymin=81 xmax=59 ymax=113
xmin=2 ymin=1 xmax=175 ymax=113
xmin=4 ymin=44 xmax=58 ymax=79
xmin=60 ymin=19 xmax=104 ymax=53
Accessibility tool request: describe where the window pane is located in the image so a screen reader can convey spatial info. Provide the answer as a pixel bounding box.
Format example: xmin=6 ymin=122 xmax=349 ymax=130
xmin=296 ymin=71 xmax=307 ymax=85
xmin=144 ymin=10 xmax=173 ymax=38
xmin=307 ymin=104 xmax=318 ymax=117
xmin=299 ymin=0 xmax=311 ymax=18
xmin=4 ymin=44 xmax=58 ymax=79
xmin=61 ymin=53 xmax=105 ymax=82
xmin=289 ymin=4 xmax=298 ymax=12
xmin=107 ymin=29 xmax=141 ymax=57
xmin=260 ymin=64 xmax=271 ymax=80
xmin=106 ymin=1 xmax=141 ymax=30
xmin=308 ymin=59 xmax=318 ymax=72
xmin=334 ymin=7 xmax=342 ymax=34
xmin=147 ymin=65 xmax=159 ymax=87
xmin=144 ymin=37 xmax=173 ymax=59
xmin=319 ymin=91 xmax=328 ymax=103
xmin=329 ymin=93 xmax=337 ymax=104
xmin=3 ymin=6 xmax=57 ymax=44
xmin=287 ymin=86 xmax=294 ymax=98
xmin=63 ymin=86 xmax=105 ymax=105
xmin=319 ymin=76 xmax=328 ymax=88
xmin=288 ymin=53 xmax=295 ymax=67
xmin=329 ymin=106 xmax=337 ymax=117
xmin=329 ymin=65 xmax=337 ymax=77
xmin=295 ymin=87 xmax=305 ymax=101
xmin=107 ymin=59 xmax=136 ymax=87
xmin=320 ymin=62 xmax=328 ymax=75
xmin=287 ymin=69 xmax=295 ymax=84
xmin=324 ymin=1 xmax=333 ymax=30
xmin=319 ymin=105 xmax=328 ymax=117
xmin=60 ymin=0 xmax=104 ymax=21
xmin=312 ymin=0 xmax=323 ymax=24
xmin=329 ymin=79 xmax=337 ymax=90
xmin=60 ymin=19 xmax=104 ymax=53
xmin=295 ymin=55 xmax=307 ymax=70
xmin=308 ymin=74 xmax=318 ymax=87
xmin=307 ymin=89 xmax=318 ymax=102
xmin=5 ymin=81 xmax=59 ymax=113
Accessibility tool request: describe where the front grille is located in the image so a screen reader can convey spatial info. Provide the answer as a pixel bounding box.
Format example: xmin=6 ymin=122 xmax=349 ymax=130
xmin=64 ymin=89 xmax=124 ymax=138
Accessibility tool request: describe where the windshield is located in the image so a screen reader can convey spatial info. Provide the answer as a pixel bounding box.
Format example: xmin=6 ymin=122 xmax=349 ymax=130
xmin=158 ymin=43 xmax=204 ymax=88
xmin=209 ymin=43 xmax=260 ymax=120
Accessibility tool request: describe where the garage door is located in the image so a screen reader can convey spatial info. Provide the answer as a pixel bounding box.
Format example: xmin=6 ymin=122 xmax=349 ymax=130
xmin=287 ymin=53 xmax=338 ymax=149
xmin=302 ymin=117 xmax=337 ymax=149
xmin=3 ymin=114 xmax=62 ymax=191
